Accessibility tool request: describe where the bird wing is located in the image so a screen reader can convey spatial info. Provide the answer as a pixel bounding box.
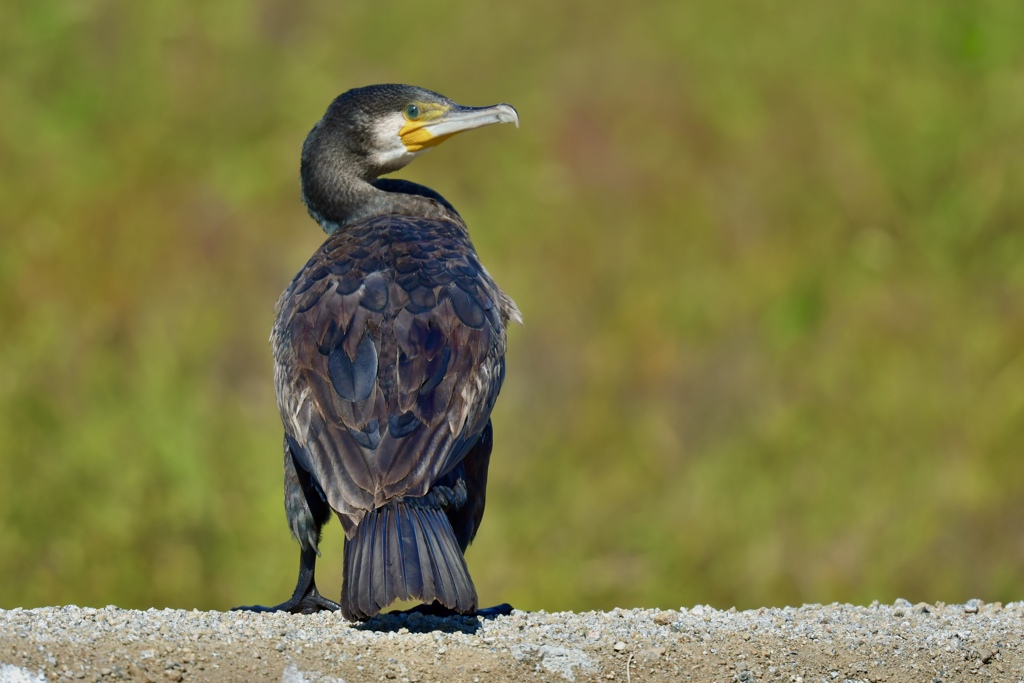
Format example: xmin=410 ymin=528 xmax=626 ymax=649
xmin=446 ymin=419 xmax=494 ymax=552
xmin=272 ymin=214 xmax=507 ymax=537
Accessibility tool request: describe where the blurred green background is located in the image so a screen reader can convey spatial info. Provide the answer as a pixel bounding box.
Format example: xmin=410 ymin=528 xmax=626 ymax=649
xmin=2 ymin=0 xmax=1024 ymax=613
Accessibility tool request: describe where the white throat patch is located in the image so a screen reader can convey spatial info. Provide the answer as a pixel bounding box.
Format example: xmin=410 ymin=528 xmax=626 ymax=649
xmin=370 ymin=112 xmax=424 ymax=172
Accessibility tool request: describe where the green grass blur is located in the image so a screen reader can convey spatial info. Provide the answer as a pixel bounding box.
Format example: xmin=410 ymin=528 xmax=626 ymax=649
xmin=2 ymin=0 xmax=1024 ymax=613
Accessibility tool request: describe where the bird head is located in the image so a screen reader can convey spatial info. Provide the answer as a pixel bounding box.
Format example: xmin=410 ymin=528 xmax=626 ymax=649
xmin=310 ymin=84 xmax=520 ymax=179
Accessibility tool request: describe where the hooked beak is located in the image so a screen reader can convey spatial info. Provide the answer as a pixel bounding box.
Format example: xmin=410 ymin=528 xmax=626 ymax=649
xmin=400 ymin=103 xmax=519 ymax=153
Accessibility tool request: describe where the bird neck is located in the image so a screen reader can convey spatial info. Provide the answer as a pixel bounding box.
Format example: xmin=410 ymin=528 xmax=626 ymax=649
xmin=301 ymin=145 xmax=456 ymax=234
xmin=302 ymin=174 xmax=458 ymax=235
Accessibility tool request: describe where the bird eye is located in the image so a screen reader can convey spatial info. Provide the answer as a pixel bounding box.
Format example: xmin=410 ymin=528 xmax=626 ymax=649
xmin=404 ymin=104 xmax=421 ymax=120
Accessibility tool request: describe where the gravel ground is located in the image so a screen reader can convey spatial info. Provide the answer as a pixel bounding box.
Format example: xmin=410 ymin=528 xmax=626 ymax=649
xmin=1 ymin=600 xmax=1020 ymax=682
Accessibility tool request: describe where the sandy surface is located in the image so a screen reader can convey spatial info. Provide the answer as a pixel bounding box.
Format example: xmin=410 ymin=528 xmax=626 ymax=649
xmin=1 ymin=600 xmax=1020 ymax=682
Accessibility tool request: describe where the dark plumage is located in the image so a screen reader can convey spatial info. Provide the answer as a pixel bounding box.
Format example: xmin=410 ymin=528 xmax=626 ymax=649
xmin=236 ymin=85 xmax=519 ymax=620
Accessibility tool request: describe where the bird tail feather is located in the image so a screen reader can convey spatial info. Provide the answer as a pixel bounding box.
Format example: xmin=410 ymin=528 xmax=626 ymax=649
xmin=341 ymin=499 xmax=478 ymax=620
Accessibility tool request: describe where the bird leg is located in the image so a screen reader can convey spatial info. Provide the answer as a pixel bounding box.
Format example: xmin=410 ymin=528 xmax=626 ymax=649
xmin=233 ymin=545 xmax=340 ymax=614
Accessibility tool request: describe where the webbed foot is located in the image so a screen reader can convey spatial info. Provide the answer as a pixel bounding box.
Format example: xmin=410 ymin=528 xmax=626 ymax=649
xmin=233 ymin=586 xmax=340 ymax=614
xmin=232 ymin=546 xmax=338 ymax=614
xmin=390 ymin=601 xmax=514 ymax=619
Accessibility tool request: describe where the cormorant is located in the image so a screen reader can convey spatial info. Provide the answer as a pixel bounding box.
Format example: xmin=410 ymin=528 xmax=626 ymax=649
xmin=239 ymin=84 xmax=520 ymax=621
